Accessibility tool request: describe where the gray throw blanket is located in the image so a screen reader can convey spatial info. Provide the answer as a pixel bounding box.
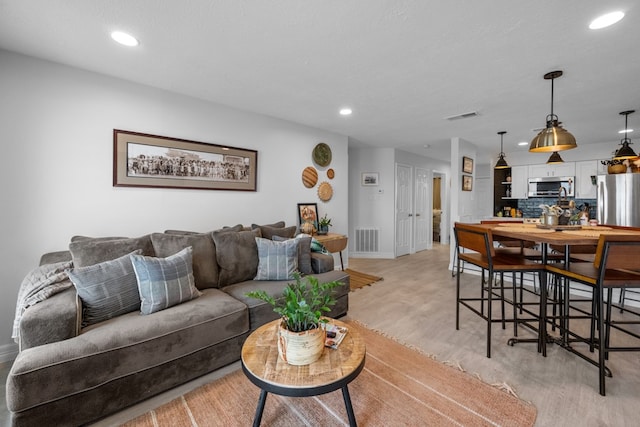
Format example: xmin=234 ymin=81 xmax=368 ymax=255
xmin=12 ymin=260 xmax=73 ymax=343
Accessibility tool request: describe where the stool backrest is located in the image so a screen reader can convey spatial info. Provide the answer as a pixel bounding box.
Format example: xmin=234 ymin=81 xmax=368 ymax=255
xmin=454 ymin=222 xmax=495 ymax=257
xmin=594 ymin=234 xmax=640 ymax=270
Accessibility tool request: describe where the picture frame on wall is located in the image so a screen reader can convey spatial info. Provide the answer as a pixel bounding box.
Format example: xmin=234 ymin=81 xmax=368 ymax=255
xmin=113 ymin=129 xmax=258 ymax=191
xmin=361 ymin=172 xmax=379 ymax=186
xmin=462 ymin=156 xmax=474 ymax=174
xmin=462 ymin=175 xmax=473 ymax=191
xmin=297 ymin=203 xmax=318 ymax=229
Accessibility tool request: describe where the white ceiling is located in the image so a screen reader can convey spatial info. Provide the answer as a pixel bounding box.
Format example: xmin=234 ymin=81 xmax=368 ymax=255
xmin=1 ymin=1 xmax=639 ymax=164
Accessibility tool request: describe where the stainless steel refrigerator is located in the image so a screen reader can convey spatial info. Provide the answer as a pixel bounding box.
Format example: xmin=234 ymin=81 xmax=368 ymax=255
xmin=597 ymin=174 xmax=640 ymax=227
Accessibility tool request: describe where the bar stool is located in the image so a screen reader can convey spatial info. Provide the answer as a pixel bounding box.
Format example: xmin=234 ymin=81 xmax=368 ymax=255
xmin=454 ymin=222 xmax=546 ymax=358
xmin=546 ymin=234 xmax=640 ymax=396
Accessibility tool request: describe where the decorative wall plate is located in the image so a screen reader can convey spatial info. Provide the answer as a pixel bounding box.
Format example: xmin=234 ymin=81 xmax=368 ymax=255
xmin=312 ymin=143 xmax=332 ymax=167
xmin=317 ymin=181 xmax=333 ymax=202
xmin=302 ymin=166 xmax=318 ymax=188
xmin=327 ymin=168 xmax=335 ymax=179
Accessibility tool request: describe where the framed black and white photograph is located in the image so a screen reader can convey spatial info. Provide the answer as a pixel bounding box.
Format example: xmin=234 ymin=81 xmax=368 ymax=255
xmin=462 ymin=175 xmax=473 ymax=191
xmin=462 ymin=156 xmax=474 ymax=174
xmin=113 ymin=129 xmax=258 ymax=191
xmin=361 ymin=172 xmax=379 ymax=186
xmin=297 ymin=203 xmax=318 ymax=229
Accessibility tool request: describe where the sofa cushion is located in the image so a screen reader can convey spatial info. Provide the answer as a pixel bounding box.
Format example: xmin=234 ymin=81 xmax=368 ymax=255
xmin=273 ymin=234 xmax=313 ymax=275
xmin=254 ymin=237 xmax=298 ymax=280
xmin=252 ymin=224 xmax=296 ymax=240
xmin=212 ymin=228 xmax=261 ymax=287
xmin=69 ymin=235 xmax=155 ymax=267
xmin=131 ymin=247 xmax=201 ymax=315
xmin=6 ymin=288 xmax=249 ymax=416
xmin=150 ymin=232 xmax=219 ymax=289
xmin=251 ymin=221 xmax=285 ymax=229
xmin=67 ymin=250 xmax=142 ymax=327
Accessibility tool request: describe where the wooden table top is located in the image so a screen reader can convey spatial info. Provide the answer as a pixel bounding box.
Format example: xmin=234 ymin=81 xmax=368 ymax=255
xmin=241 ymin=318 xmax=365 ymax=390
xmin=314 ymin=233 xmax=348 ymax=253
xmin=476 ymin=223 xmax=640 ymax=246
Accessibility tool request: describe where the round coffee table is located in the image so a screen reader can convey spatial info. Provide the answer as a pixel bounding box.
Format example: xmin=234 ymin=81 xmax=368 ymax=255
xmin=241 ymin=318 xmax=366 ymax=427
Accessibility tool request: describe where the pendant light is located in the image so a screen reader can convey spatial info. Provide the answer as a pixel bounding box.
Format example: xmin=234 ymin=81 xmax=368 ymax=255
xmin=613 ymin=110 xmax=637 ymax=160
xmin=529 ymin=70 xmax=577 ymax=152
xmin=494 ymin=131 xmax=509 ymax=169
xmin=547 ymin=151 xmax=564 ymax=164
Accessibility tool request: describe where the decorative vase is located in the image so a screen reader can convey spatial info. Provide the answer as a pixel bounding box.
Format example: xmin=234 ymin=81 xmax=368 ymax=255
xmin=300 ymin=220 xmax=315 ymax=235
xmin=277 ymin=322 xmax=325 ymax=365
xmin=608 ymin=164 xmax=627 ymax=174
xmin=317 ymin=225 xmax=329 ymax=235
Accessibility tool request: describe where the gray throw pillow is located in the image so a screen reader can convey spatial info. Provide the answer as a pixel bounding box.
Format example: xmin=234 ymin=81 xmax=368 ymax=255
xmin=251 ymin=221 xmax=285 ymax=230
xmin=252 ymin=225 xmax=297 ymax=240
xmin=254 ymin=237 xmax=299 ymax=280
xmin=212 ymin=228 xmax=261 ymax=287
xmin=273 ymin=235 xmax=313 ymax=275
xmin=67 ymin=250 xmax=142 ymax=327
xmin=69 ymin=235 xmax=155 ymax=267
xmin=150 ymin=232 xmax=219 ymax=289
xmin=131 ymin=247 xmax=201 ymax=315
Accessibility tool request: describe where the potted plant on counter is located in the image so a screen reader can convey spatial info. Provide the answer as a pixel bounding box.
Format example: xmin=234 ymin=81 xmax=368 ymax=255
xmin=317 ymin=214 xmax=332 ymax=235
xmin=246 ymin=274 xmax=343 ymax=365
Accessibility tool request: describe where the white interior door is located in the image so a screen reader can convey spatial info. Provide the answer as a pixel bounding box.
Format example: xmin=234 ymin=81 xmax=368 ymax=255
xmin=414 ymin=167 xmax=430 ymax=252
xmin=395 ymin=164 xmax=412 ymax=257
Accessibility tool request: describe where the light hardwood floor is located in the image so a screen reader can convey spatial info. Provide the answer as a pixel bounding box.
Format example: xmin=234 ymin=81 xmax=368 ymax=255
xmin=3 ymin=244 xmax=639 ymax=426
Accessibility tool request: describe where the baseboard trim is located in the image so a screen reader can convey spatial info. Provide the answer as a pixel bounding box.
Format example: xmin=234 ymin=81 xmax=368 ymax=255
xmin=0 ymin=342 xmax=18 ymax=363
xmin=350 ymin=251 xmax=394 ymax=259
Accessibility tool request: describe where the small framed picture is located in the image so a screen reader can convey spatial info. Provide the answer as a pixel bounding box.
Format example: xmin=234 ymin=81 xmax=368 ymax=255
xmin=462 ymin=175 xmax=473 ymax=191
xmin=297 ymin=203 xmax=318 ymax=229
xmin=462 ymin=156 xmax=474 ymax=174
xmin=361 ymin=172 xmax=379 ymax=186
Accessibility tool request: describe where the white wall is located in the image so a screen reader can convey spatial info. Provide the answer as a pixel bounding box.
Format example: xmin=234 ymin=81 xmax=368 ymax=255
xmin=348 ymin=147 xmax=396 ymax=257
xmin=0 ymin=50 xmax=349 ymax=359
xmin=348 ymin=146 xmax=451 ymax=258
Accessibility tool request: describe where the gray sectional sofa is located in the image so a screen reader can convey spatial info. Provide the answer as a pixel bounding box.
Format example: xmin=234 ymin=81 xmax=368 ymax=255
xmin=6 ymin=222 xmax=349 ymax=427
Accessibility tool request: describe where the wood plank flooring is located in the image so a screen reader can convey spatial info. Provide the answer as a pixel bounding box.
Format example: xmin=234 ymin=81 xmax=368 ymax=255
xmin=348 ymin=244 xmax=640 ymax=427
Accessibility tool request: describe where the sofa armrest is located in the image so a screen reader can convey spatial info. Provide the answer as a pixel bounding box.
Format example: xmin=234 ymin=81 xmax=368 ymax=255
xmin=19 ymin=287 xmax=80 ymax=351
xmin=310 ymin=252 xmax=334 ymax=274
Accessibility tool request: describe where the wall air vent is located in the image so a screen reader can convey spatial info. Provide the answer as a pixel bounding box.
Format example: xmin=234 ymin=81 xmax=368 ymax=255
xmin=445 ymin=111 xmax=479 ymax=121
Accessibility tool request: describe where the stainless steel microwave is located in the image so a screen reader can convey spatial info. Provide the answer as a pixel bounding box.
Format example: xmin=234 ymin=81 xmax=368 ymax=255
xmin=527 ymin=176 xmax=574 ymax=197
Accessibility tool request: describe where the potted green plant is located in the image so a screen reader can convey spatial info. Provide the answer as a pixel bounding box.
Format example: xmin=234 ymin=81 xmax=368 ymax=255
xmin=246 ymin=273 xmax=343 ymax=365
xmin=317 ymin=214 xmax=332 ymax=235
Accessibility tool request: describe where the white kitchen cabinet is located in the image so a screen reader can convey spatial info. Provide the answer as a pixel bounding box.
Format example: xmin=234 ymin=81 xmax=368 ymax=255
xmin=575 ymin=160 xmax=599 ymax=199
xmin=528 ymin=162 xmax=575 ymax=178
xmin=510 ymin=165 xmax=528 ymax=199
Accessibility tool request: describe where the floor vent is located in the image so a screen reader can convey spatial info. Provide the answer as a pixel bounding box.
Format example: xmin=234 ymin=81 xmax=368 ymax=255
xmin=355 ymin=228 xmax=379 ymax=252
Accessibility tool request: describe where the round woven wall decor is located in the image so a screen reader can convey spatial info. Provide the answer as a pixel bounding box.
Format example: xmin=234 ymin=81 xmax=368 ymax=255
xmin=317 ymin=181 xmax=333 ymax=202
xmin=302 ymin=166 xmax=318 ymax=188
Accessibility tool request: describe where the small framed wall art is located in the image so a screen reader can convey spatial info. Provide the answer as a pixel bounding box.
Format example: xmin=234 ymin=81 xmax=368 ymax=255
xmin=361 ymin=172 xmax=379 ymax=186
xmin=297 ymin=203 xmax=318 ymax=232
xmin=462 ymin=156 xmax=474 ymax=174
xmin=462 ymin=175 xmax=473 ymax=191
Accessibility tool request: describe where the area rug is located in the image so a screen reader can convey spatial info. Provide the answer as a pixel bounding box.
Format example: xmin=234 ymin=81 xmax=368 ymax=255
xmin=345 ymin=268 xmax=383 ymax=291
xmin=122 ymin=320 xmax=536 ymax=427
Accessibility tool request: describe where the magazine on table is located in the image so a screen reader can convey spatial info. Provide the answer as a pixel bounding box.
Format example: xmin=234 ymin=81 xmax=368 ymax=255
xmin=324 ymin=323 xmax=348 ymax=349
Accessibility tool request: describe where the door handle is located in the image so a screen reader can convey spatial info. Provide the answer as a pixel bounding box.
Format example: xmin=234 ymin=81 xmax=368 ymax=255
xmin=416 ymin=213 xmax=421 ymax=217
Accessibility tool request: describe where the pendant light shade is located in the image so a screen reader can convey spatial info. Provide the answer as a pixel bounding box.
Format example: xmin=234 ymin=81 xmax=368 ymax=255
xmin=547 ymin=151 xmax=564 ymax=164
xmin=613 ymin=110 xmax=637 ymax=160
xmin=494 ymin=131 xmax=509 ymax=169
xmin=529 ymin=71 xmax=578 ymax=153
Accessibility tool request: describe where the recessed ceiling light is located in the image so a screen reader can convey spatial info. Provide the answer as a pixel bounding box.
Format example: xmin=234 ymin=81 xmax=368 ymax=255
xmin=339 ymin=108 xmax=352 ymax=116
xmin=619 ymin=128 xmax=633 ymax=134
xmin=518 ymin=141 xmax=528 ymax=146
xmin=589 ymin=11 xmax=624 ymax=30
xmin=111 ymin=31 xmax=139 ymax=47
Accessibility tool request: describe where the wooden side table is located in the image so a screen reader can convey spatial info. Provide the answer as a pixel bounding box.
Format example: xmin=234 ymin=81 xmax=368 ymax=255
xmin=314 ymin=233 xmax=348 ymax=270
xmin=241 ymin=319 xmax=366 ymax=426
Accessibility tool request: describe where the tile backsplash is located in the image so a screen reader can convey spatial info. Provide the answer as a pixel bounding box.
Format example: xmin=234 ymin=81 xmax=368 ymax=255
xmin=518 ymin=198 xmax=597 ymax=219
